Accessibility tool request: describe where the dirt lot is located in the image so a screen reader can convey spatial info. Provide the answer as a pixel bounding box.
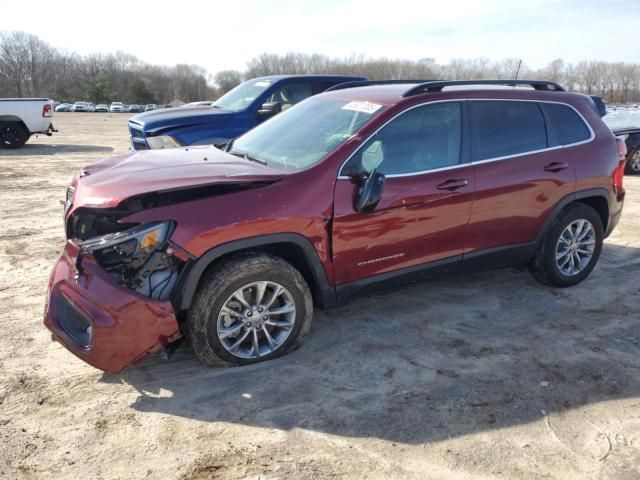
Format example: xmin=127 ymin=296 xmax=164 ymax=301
xmin=0 ymin=112 xmax=639 ymax=480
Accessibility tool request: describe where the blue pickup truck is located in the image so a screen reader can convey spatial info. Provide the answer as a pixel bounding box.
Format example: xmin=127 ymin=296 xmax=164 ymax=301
xmin=128 ymin=74 xmax=365 ymax=150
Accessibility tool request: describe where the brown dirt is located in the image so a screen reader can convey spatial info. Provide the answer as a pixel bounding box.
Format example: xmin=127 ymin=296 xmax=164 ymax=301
xmin=0 ymin=112 xmax=639 ymax=479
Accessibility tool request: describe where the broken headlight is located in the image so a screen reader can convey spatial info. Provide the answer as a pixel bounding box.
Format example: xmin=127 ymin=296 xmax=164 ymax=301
xmin=80 ymin=221 xmax=171 ymax=265
xmin=79 ymin=221 xmax=182 ymax=300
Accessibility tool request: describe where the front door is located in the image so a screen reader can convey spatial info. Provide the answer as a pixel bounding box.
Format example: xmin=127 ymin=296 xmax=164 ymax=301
xmin=332 ymin=101 xmax=475 ymax=290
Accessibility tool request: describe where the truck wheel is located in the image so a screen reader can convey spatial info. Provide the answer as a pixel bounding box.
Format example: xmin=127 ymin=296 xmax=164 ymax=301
xmin=0 ymin=122 xmax=29 ymax=149
xmin=625 ymin=146 xmax=640 ymax=174
xmin=530 ymin=203 xmax=603 ymax=287
xmin=187 ymin=253 xmax=314 ymax=367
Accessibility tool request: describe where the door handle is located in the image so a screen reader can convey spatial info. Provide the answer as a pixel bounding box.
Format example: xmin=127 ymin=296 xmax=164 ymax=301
xmin=544 ymin=162 xmax=569 ymax=172
xmin=436 ymin=179 xmax=469 ymax=191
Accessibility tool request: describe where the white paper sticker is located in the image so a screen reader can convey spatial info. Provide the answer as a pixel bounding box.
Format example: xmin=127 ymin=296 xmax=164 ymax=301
xmin=341 ymin=101 xmax=383 ymax=114
xmin=254 ymin=81 xmax=272 ymax=87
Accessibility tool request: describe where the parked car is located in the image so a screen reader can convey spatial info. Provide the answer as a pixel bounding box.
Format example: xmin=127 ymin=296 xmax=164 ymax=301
xmin=55 ymin=103 xmax=72 ymax=112
xmin=128 ymin=104 xmax=144 ymax=113
xmin=128 ymin=75 xmax=366 ymax=150
xmin=110 ymin=102 xmax=127 ymax=113
xmin=0 ymin=97 xmax=56 ymax=148
xmin=144 ymin=104 xmax=159 ymax=112
xmin=612 ymin=127 xmax=640 ymax=174
xmin=45 ymin=79 xmax=626 ymax=373
xmin=72 ymin=102 xmax=91 ymax=112
xmin=95 ymin=104 xmax=109 ymax=112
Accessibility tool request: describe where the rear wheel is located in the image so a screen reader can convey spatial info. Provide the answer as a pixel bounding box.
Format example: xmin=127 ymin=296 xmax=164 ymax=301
xmin=187 ymin=253 xmax=314 ymax=367
xmin=625 ymin=146 xmax=640 ymax=174
xmin=0 ymin=122 xmax=29 ymax=149
xmin=530 ymin=203 xmax=603 ymax=287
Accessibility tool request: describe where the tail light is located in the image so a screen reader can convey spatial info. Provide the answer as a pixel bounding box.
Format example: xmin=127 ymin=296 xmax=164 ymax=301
xmin=613 ymin=137 xmax=627 ymax=195
xmin=43 ymin=103 xmax=52 ymax=117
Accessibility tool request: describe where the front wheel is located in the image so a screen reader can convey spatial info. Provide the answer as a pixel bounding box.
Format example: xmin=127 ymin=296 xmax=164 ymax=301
xmin=625 ymin=146 xmax=640 ymax=175
xmin=530 ymin=203 xmax=604 ymax=287
xmin=0 ymin=122 xmax=29 ymax=149
xmin=187 ymin=253 xmax=314 ymax=367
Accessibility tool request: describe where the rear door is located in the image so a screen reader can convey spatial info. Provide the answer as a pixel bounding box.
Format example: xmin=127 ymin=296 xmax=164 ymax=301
xmin=332 ymin=101 xmax=474 ymax=287
xmin=464 ymin=100 xmax=578 ymax=264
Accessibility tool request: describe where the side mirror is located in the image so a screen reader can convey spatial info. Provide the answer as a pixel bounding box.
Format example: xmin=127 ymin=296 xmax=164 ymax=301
xmin=257 ymin=101 xmax=282 ymax=119
xmin=354 ymin=169 xmax=386 ymax=213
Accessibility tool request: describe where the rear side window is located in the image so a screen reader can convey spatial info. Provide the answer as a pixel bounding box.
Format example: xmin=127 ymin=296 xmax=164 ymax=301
xmin=471 ymin=101 xmax=547 ymax=160
xmin=542 ymin=103 xmax=591 ymax=145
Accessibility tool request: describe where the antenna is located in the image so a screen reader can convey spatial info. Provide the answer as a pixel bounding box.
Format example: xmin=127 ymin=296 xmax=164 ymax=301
xmin=514 ymin=59 xmax=522 ymax=81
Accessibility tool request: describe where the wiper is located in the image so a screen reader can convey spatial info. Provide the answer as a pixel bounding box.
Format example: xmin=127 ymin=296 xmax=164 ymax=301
xmin=228 ymin=150 xmax=268 ymax=165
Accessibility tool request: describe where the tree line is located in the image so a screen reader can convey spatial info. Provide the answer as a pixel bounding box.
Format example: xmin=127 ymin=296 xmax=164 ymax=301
xmin=2 ymin=31 xmax=640 ymax=104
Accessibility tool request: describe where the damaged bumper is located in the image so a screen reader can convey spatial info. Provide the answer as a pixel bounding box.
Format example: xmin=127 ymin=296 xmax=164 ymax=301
xmin=44 ymin=241 xmax=182 ymax=374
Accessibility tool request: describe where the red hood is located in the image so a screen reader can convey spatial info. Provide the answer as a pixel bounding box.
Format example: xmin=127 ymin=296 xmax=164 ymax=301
xmin=71 ymin=146 xmax=283 ymax=209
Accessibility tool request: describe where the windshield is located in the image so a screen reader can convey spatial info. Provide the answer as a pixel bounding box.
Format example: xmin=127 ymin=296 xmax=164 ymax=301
xmin=230 ymin=97 xmax=385 ymax=171
xmin=214 ymin=79 xmax=272 ymax=111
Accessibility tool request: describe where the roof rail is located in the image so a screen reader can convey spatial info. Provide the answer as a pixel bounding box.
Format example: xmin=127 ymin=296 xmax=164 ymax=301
xmin=402 ymin=80 xmax=565 ymax=97
xmin=325 ymin=79 xmax=439 ymax=92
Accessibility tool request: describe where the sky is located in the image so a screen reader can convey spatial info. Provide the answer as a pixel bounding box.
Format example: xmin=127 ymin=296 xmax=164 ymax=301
xmin=2 ymin=0 xmax=639 ymax=74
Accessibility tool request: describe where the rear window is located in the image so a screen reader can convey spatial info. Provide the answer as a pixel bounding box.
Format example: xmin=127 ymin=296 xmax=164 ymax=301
xmin=471 ymin=101 xmax=547 ymax=160
xmin=542 ymin=103 xmax=591 ymax=145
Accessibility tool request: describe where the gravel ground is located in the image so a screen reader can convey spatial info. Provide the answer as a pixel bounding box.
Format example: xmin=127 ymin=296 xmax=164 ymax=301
xmin=0 ymin=112 xmax=639 ymax=480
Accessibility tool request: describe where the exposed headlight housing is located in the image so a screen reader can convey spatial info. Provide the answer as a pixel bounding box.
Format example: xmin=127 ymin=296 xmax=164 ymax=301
xmin=79 ymin=221 xmax=182 ymax=300
xmin=146 ymin=135 xmax=182 ymax=149
xmin=80 ymin=221 xmax=171 ymax=275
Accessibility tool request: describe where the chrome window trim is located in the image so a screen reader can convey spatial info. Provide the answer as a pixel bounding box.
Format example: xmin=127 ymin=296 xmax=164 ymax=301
xmin=337 ymin=98 xmax=595 ymax=179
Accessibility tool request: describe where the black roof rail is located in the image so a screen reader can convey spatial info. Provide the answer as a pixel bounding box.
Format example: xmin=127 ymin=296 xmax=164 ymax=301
xmin=402 ymin=79 xmax=565 ymax=97
xmin=325 ymin=79 xmax=440 ymax=92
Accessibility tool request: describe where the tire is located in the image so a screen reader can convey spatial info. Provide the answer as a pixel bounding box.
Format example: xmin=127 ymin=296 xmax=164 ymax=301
xmin=187 ymin=253 xmax=314 ymax=367
xmin=0 ymin=122 xmax=29 ymax=149
xmin=625 ymin=146 xmax=640 ymax=175
xmin=530 ymin=203 xmax=604 ymax=287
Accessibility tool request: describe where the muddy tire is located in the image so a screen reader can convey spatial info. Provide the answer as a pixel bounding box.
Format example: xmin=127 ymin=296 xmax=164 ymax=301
xmin=0 ymin=122 xmax=29 ymax=149
xmin=187 ymin=253 xmax=314 ymax=367
xmin=530 ymin=203 xmax=603 ymax=288
xmin=625 ymin=146 xmax=640 ymax=175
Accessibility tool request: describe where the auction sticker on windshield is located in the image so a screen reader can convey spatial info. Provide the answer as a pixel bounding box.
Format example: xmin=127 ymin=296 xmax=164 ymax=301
xmin=342 ymin=101 xmax=383 ymax=114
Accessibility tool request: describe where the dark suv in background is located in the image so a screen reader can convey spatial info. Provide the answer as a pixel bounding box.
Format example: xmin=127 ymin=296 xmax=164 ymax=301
xmin=46 ymin=79 xmax=626 ymax=373
xmin=128 ymin=74 xmax=366 ymax=150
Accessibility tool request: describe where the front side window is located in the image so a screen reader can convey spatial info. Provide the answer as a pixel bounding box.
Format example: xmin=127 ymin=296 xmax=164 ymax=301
xmin=266 ymin=82 xmax=314 ymax=110
xmin=471 ymin=101 xmax=547 ymax=160
xmin=215 ymin=79 xmax=272 ymax=112
xmin=343 ymin=102 xmax=462 ymax=176
xmin=229 ymin=97 xmax=385 ymax=171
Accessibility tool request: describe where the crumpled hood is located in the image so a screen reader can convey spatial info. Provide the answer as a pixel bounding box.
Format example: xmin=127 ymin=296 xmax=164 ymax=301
xmin=129 ymin=107 xmax=233 ymax=134
xmin=72 ymin=146 xmax=283 ymax=208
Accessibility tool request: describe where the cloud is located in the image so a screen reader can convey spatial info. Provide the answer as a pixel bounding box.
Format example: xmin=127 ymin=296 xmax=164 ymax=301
xmin=1 ymin=0 xmax=639 ymax=73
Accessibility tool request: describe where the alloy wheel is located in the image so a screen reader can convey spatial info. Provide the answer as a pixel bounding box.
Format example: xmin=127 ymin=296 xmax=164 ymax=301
xmin=555 ymin=219 xmax=596 ymax=276
xmin=216 ymin=281 xmax=296 ymax=359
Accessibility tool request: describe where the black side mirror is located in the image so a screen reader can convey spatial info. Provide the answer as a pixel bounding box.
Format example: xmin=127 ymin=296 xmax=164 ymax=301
xmin=257 ymin=101 xmax=282 ymax=118
xmin=354 ymin=169 xmax=385 ymax=213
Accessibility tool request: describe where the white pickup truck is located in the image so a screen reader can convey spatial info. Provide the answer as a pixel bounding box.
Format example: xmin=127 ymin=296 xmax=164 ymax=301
xmin=0 ymin=98 xmax=56 ymax=149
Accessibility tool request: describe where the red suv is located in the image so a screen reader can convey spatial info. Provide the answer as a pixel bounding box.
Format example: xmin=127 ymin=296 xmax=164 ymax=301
xmin=45 ymin=80 xmax=626 ymax=373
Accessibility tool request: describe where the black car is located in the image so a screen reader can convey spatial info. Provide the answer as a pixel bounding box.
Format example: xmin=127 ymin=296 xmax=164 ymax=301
xmin=128 ymin=104 xmax=144 ymax=113
xmin=613 ymin=127 xmax=640 ymax=174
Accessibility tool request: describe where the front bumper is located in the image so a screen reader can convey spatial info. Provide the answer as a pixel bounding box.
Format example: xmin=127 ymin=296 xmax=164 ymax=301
xmin=44 ymin=241 xmax=181 ymax=374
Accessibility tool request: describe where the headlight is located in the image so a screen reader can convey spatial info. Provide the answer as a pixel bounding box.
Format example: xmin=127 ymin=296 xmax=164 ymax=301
xmin=146 ymin=135 xmax=182 ymax=149
xmin=80 ymin=221 xmax=172 ymax=272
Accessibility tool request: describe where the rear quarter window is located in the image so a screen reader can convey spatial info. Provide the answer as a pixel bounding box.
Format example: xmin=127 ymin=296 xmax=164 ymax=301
xmin=541 ymin=103 xmax=592 ymax=145
xmin=471 ymin=101 xmax=547 ymax=160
